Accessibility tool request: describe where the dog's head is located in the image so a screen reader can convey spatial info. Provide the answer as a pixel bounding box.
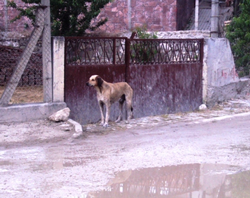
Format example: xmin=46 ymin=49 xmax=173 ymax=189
xmin=86 ymin=75 xmax=103 ymax=87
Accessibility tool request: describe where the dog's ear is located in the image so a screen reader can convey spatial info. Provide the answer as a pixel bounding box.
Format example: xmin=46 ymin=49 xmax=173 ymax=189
xmin=96 ymin=76 xmax=103 ymax=87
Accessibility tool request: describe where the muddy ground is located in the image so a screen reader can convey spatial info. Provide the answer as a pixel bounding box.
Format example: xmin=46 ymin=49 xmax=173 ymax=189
xmin=1 ymin=97 xmax=250 ymax=197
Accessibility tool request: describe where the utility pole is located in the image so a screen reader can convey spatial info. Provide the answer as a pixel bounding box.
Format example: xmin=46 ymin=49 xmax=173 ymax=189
xmin=195 ymin=0 xmax=199 ymax=30
xmin=41 ymin=0 xmax=53 ymax=102
xmin=211 ymin=0 xmax=219 ymax=37
xmin=127 ymin=0 xmax=132 ymax=30
xmin=4 ymin=0 xmax=8 ymax=32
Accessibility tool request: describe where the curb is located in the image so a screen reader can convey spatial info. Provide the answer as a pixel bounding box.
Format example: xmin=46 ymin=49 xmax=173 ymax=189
xmin=195 ymin=111 xmax=250 ymax=124
xmin=0 ymin=102 xmax=66 ymax=123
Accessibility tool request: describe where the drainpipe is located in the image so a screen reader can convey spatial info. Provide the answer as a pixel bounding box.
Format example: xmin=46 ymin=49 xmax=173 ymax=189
xmin=211 ymin=0 xmax=219 ymax=37
xmin=4 ymin=0 xmax=8 ymax=33
xmin=127 ymin=0 xmax=131 ymax=30
xmin=195 ymin=0 xmax=199 ymax=30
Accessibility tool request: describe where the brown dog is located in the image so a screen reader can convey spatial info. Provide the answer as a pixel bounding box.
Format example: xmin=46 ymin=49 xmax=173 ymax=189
xmin=86 ymin=75 xmax=133 ymax=127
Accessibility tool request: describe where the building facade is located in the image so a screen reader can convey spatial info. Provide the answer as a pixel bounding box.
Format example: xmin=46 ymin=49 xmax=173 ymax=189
xmin=0 ymin=0 xmax=195 ymax=36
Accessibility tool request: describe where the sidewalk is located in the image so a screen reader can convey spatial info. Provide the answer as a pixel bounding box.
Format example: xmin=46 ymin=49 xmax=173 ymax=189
xmin=1 ymin=96 xmax=250 ymax=147
xmin=83 ymin=95 xmax=250 ymax=133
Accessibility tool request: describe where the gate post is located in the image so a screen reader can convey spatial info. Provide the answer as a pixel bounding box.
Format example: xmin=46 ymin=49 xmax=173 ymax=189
xmin=200 ymin=39 xmax=204 ymax=64
xmin=125 ymin=38 xmax=131 ymax=83
xmin=52 ymin=37 xmax=65 ymax=102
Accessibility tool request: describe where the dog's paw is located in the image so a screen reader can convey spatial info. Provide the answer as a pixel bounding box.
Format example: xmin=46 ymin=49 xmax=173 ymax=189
xmin=128 ymin=115 xmax=133 ymax=120
xmin=115 ymin=118 xmax=122 ymax=123
xmin=103 ymin=123 xmax=109 ymax=128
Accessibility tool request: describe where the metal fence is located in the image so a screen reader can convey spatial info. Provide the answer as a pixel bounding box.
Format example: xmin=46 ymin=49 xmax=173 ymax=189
xmin=0 ymin=44 xmax=42 ymax=86
xmin=65 ymin=37 xmax=203 ymax=66
xmin=129 ymin=39 xmax=203 ymax=64
xmin=64 ymin=37 xmax=204 ymax=124
xmin=0 ymin=6 xmax=44 ymax=105
xmin=65 ymin=37 xmax=127 ymax=66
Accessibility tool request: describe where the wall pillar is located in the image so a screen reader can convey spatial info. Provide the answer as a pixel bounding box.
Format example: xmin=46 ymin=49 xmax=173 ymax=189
xmin=52 ymin=37 xmax=65 ymax=102
xmin=211 ymin=0 xmax=219 ymax=38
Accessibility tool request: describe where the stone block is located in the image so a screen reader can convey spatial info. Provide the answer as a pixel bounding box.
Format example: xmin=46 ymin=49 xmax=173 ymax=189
xmin=48 ymin=107 xmax=70 ymax=122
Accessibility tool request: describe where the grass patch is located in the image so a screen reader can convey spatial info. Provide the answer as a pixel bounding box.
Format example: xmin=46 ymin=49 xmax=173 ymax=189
xmin=0 ymin=86 xmax=43 ymax=104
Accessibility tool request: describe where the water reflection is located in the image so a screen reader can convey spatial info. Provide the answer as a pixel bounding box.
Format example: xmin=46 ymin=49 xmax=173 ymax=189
xmin=87 ymin=164 xmax=250 ymax=198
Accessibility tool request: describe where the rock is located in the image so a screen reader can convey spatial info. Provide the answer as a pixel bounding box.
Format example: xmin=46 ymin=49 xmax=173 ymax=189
xmin=199 ymin=104 xmax=207 ymax=111
xmin=48 ymin=107 xmax=70 ymax=122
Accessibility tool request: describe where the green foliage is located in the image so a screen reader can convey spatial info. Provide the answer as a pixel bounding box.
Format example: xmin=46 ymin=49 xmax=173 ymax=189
xmin=8 ymin=1 xmax=38 ymax=23
xmin=134 ymin=25 xmax=158 ymax=39
xmin=226 ymin=0 xmax=250 ymax=76
xmin=131 ymin=26 xmax=158 ymax=64
xmin=8 ymin=0 xmax=111 ymax=36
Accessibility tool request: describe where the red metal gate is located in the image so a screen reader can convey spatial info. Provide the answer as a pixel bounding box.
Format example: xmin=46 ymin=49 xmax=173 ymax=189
xmin=64 ymin=37 xmax=203 ymax=124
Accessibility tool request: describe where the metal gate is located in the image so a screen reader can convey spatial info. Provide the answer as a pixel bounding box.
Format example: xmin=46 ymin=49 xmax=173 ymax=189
xmin=64 ymin=37 xmax=203 ymax=125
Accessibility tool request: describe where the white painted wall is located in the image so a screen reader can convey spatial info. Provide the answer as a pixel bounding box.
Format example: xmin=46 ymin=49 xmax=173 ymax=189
xmin=206 ymin=38 xmax=239 ymax=87
xmin=52 ymin=37 xmax=65 ymax=102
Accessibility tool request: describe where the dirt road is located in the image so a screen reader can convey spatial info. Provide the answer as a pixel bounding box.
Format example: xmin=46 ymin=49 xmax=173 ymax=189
xmin=1 ymin=98 xmax=250 ymax=198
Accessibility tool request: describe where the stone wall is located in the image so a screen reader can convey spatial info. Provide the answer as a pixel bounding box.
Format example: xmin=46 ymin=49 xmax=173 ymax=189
xmin=155 ymin=30 xmax=211 ymax=39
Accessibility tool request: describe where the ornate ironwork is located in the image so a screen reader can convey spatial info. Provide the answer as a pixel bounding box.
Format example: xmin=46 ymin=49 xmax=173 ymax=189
xmin=65 ymin=37 xmax=126 ymax=66
xmin=129 ymin=39 xmax=203 ymax=65
xmin=65 ymin=37 xmax=203 ymax=66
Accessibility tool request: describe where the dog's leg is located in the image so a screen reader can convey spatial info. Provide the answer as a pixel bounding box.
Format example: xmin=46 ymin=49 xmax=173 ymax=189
xmin=99 ymin=101 xmax=105 ymax=125
xmin=103 ymin=102 xmax=111 ymax=128
xmin=126 ymin=94 xmax=133 ymax=123
xmin=116 ymin=95 xmax=125 ymax=123
xmin=126 ymin=101 xmax=133 ymax=121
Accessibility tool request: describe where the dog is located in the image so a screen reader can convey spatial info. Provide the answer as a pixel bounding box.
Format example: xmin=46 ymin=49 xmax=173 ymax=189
xmin=86 ymin=75 xmax=133 ymax=127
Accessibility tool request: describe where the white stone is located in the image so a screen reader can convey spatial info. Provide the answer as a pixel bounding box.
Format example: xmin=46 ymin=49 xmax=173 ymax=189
xmin=199 ymin=104 xmax=207 ymax=111
xmin=68 ymin=119 xmax=83 ymax=138
xmin=48 ymin=107 xmax=70 ymax=122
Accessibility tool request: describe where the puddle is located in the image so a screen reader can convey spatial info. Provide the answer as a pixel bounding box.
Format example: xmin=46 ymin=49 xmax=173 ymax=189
xmin=87 ymin=164 xmax=250 ymax=198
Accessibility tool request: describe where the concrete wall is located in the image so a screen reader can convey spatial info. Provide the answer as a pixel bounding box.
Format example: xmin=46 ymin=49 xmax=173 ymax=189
xmin=0 ymin=102 xmax=66 ymax=123
xmin=204 ymin=38 xmax=250 ymax=107
xmin=206 ymin=38 xmax=239 ymax=87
